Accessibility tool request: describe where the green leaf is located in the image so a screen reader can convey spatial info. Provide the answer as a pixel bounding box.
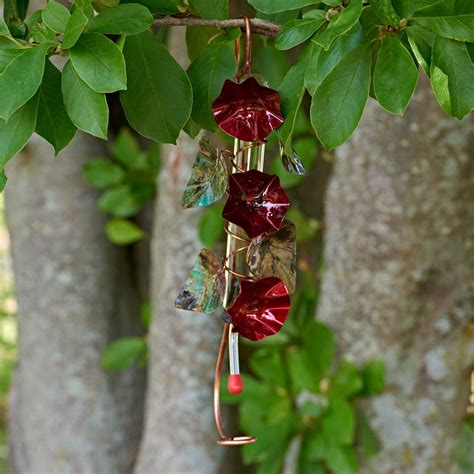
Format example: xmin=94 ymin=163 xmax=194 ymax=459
xmin=0 ymin=93 xmax=38 ymax=168
xmin=120 ymin=31 xmax=192 ymax=144
xmin=98 ymin=183 xmax=153 ymax=217
xmin=312 ymin=0 xmax=363 ymax=50
xmin=140 ymin=300 xmax=152 ymax=328
xmin=120 ymin=0 xmax=180 ymax=14
xmin=105 ymin=218 xmax=145 ymax=245
xmin=360 ymin=359 xmax=385 ymax=395
xmin=455 ymin=417 xmax=474 ymax=473
xmin=88 ymin=4 xmax=153 ymax=35
xmin=111 ymin=128 xmax=147 ymax=170
xmin=310 ymin=43 xmax=371 ymax=150
xmin=287 ymin=347 xmax=319 ymax=393
xmin=61 ymin=8 xmax=88 ymax=49
xmin=70 ymin=32 xmax=126 ymax=93
xmin=0 ymin=170 xmax=7 ymax=192
xmin=406 ymin=25 xmax=435 ymax=76
xmin=249 ymin=0 xmax=318 ymax=14
xmin=198 ymin=205 xmax=224 ymax=247
xmin=303 ymin=320 xmax=335 ymax=378
xmin=277 ymin=43 xmax=313 ymax=155
xmin=101 ymin=337 xmax=147 ymax=371
xmin=305 ymin=23 xmax=367 ymax=95
xmin=286 ymin=208 xmax=319 ymax=243
xmin=250 ymin=348 xmax=288 ymax=388
xmin=188 ymin=0 xmax=228 ymax=20
xmin=185 ymin=26 xmax=219 ymax=62
xmin=328 ymin=360 xmax=363 ymax=400
xmin=325 ymin=445 xmax=358 ymax=474
xmin=0 ymin=44 xmax=48 ymax=121
xmin=82 ymin=158 xmax=125 ymax=188
xmin=430 ymin=36 xmax=474 ymax=119
xmin=392 ymin=0 xmax=443 ymax=17
xmin=0 ymin=19 xmax=10 ymax=35
xmin=357 ymin=415 xmax=381 ymax=458
xmin=62 ymin=60 xmax=109 ymax=139
xmin=301 ymin=431 xmax=327 ymax=461
xmin=412 ymin=10 xmax=474 ymax=42
xmin=42 ymin=1 xmax=71 ymax=34
xmin=187 ymin=42 xmax=237 ymax=130
xmin=276 ymin=16 xmax=326 ymax=51
xmin=322 ymin=398 xmax=355 ymax=445
xmin=368 ymin=0 xmax=401 ymax=24
xmin=30 ymin=21 xmax=59 ymax=45
xmin=36 ymin=60 xmax=76 ymax=154
xmin=373 ymin=35 xmax=418 ymax=115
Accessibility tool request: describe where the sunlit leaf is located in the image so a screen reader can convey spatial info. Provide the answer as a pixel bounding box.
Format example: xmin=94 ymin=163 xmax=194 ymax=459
xmin=247 ymin=220 xmax=297 ymax=294
xmin=181 ymin=137 xmax=227 ymax=208
xmin=175 ymin=248 xmax=225 ymax=313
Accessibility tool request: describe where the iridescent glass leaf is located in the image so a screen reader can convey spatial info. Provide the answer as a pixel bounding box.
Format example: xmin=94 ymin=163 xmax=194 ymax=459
xmin=247 ymin=220 xmax=297 ymax=294
xmin=180 ymin=137 xmax=227 ymax=208
xmin=175 ymin=248 xmax=225 ymax=313
xmin=280 ymin=143 xmax=306 ymax=175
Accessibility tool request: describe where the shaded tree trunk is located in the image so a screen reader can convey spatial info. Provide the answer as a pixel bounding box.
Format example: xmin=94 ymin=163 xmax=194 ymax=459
xmin=6 ymin=133 xmax=146 ymax=473
xmin=318 ymin=76 xmax=474 ymax=473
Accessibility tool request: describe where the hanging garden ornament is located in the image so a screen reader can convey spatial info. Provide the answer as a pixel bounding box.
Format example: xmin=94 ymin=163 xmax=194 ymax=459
xmin=222 ymin=170 xmax=290 ymax=239
xmin=212 ymin=77 xmax=284 ymax=142
xmin=227 ymin=277 xmax=290 ymax=341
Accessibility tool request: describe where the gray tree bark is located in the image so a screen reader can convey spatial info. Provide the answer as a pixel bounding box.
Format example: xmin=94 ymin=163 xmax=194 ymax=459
xmin=318 ymin=76 xmax=474 ymax=473
xmin=6 ymin=133 xmax=146 ymax=473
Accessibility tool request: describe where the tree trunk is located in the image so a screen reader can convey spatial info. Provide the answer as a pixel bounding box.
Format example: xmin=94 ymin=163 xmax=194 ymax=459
xmin=6 ymin=133 xmax=146 ymax=473
xmin=318 ymin=76 xmax=474 ymax=473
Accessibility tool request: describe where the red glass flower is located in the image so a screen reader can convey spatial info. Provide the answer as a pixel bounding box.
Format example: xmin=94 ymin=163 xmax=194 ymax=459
xmin=222 ymin=170 xmax=289 ymax=239
xmin=212 ymin=76 xmax=284 ymax=142
xmin=227 ymin=277 xmax=290 ymax=341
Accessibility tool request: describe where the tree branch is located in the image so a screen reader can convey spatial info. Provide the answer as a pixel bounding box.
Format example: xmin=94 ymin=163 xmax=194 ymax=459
xmin=153 ymin=16 xmax=281 ymax=37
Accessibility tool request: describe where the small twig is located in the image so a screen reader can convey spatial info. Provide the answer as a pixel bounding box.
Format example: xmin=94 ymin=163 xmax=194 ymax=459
xmin=153 ymin=16 xmax=281 ymax=37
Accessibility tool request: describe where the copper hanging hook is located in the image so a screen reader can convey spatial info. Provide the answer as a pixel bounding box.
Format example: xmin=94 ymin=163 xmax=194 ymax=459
xmin=235 ymin=16 xmax=252 ymax=82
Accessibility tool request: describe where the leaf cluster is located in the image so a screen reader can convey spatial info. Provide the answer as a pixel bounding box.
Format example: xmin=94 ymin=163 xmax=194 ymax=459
xmin=222 ymin=285 xmax=385 ymax=474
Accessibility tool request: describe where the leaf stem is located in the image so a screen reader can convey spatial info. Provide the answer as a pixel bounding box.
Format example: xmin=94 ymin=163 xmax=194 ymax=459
xmin=153 ymin=16 xmax=281 ymax=37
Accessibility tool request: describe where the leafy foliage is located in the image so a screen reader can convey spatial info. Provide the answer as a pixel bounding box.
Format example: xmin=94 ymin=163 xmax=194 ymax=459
xmin=222 ymin=285 xmax=385 ymax=474
xmin=83 ymin=128 xmax=159 ymax=245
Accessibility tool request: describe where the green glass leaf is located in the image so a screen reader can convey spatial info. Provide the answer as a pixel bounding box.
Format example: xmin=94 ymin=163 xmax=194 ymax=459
xmin=62 ymin=60 xmax=109 ymax=139
xmin=61 ymin=8 xmax=88 ymax=49
xmin=105 ymin=218 xmax=145 ymax=245
xmin=180 ymin=137 xmax=227 ymax=208
xmin=101 ymin=337 xmax=147 ymax=371
xmin=312 ymin=0 xmax=363 ymax=50
xmin=70 ymin=32 xmax=126 ymax=93
xmin=275 ymin=16 xmax=326 ymax=51
xmin=188 ymin=0 xmax=228 ymax=20
xmin=249 ymin=0 xmax=318 ymax=14
xmin=322 ymin=398 xmax=355 ymax=445
xmin=247 ymin=220 xmax=297 ymax=294
xmin=412 ymin=9 xmax=474 ymax=42
xmin=360 ymin=359 xmax=385 ymax=395
xmin=0 ymin=92 xmax=38 ymax=168
xmin=98 ymin=183 xmax=153 ymax=217
xmin=82 ymin=158 xmax=125 ymax=188
xmin=280 ymin=145 xmax=306 ymax=176
xmin=373 ymin=35 xmax=418 ymax=115
xmin=198 ymin=205 xmax=225 ymax=247
xmin=277 ymin=43 xmax=313 ymax=155
xmin=120 ymin=31 xmax=192 ymax=144
xmin=310 ymin=43 xmax=372 ymax=150
xmin=36 ymin=60 xmax=76 ymax=155
xmin=42 ymin=1 xmax=71 ymax=34
xmin=305 ymin=23 xmax=367 ymax=96
xmin=430 ymin=36 xmax=474 ymax=119
xmin=187 ymin=42 xmax=237 ymax=130
xmin=407 ymin=25 xmax=435 ymax=76
xmin=175 ymin=248 xmax=225 ymax=313
xmin=88 ymin=4 xmax=153 ymax=35
xmin=0 ymin=44 xmax=48 ymax=121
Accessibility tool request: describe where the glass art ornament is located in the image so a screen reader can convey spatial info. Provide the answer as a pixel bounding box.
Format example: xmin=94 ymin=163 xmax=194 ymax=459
xmin=174 ymin=17 xmax=302 ymax=447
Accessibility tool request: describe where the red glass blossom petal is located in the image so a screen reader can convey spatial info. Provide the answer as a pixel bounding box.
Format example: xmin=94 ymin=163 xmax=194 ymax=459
xmin=227 ymin=277 xmax=290 ymax=341
xmin=212 ymin=77 xmax=284 ymax=142
xmin=222 ymin=170 xmax=289 ymax=239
